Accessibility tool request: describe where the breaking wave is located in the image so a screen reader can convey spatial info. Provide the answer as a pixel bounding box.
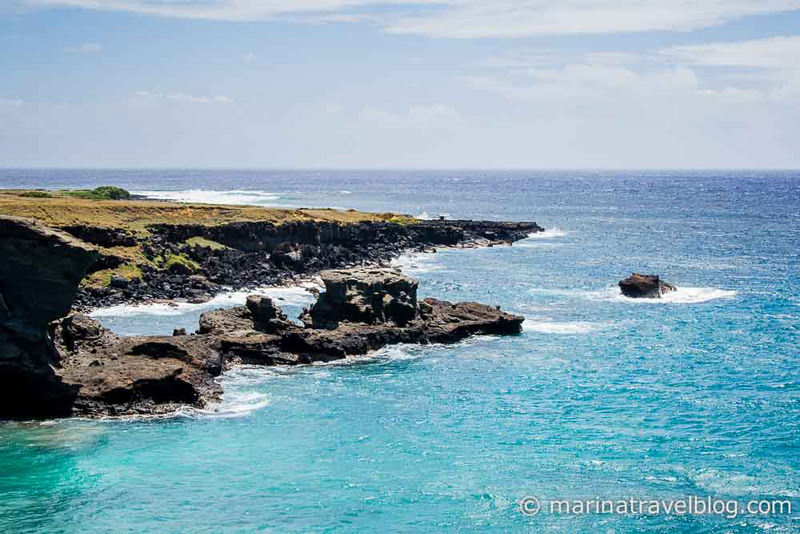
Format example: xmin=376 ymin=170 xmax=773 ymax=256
xmin=606 ymin=286 xmax=738 ymax=304
xmin=91 ymin=283 xmax=320 ymax=320
xmin=531 ymin=286 xmax=737 ymax=304
xmin=133 ymin=189 xmax=281 ymax=206
xmin=525 ymin=227 xmax=568 ymax=239
xmin=523 ymin=320 xmax=605 ymax=334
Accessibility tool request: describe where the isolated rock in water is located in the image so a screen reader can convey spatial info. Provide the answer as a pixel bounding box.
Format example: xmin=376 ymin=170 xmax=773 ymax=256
xmin=0 ymin=215 xmax=97 ymax=418
xmin=618 ymin=273 xmax=677 ymax=298
xmin=306 ymin=267 xmax=419 ymax=328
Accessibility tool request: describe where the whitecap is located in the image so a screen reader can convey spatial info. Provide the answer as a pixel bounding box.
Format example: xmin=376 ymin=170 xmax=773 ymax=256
xmin=191 ymin=366 xmax=275 ymax=418
xmin=658 ymin=287 xmax=738 ymax=304
xmin=91 ymin=282 xmax=320 ymax=319
xmin=525 ymin=227 xmax=568 ymax=240
xmin=133 ymin=189 xmax=280 ymax=206
xmin=599 ymin=286 xmax=738 ymax=304
xmin=529 ymin=285 xmax=737 ymax=304
xmin=689 ymin=469 xmax=800 ymax=498
xmin=523 ymin=320 xmax=604 ymax=334
xmin=391 ymin=251 xmax=443 ymax=275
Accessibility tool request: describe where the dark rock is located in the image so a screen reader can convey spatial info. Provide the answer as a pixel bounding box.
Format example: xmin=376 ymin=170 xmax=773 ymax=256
xmin=0 ymin=216 xmax=98 ymax=419
xmin=173 ymin=328 xmax=187 ymax=336
xmin=110 ymin=274 xmax=130 ymax=289
xmin=198 ymin=306 xmax=254 ymax=335
xmin=50 ymin=267 xmax=524 ymax=418
xmin=73 ymin=218 xmax=543 ymax=310
xmin=619 ymin=273 xmax=677 ymax=298
xmin=60 ymin=225 xmax=137 ymax=247
xmin=306 ymin=268 xmax=418 ymax=329
xmin=246 ymin=295 xmax=291 ymax=333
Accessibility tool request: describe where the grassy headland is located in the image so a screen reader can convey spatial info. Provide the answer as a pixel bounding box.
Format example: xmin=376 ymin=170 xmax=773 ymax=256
xmin=0 ymin=187 xmax=416 ymax=289
xmin=0 ymin=187 xmax=408 ymax=234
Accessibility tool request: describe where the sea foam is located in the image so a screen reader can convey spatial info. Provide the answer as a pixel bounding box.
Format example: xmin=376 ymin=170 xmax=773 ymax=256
xmin=91 ymin=282 xmax=320 ymax=319
xmin=523 ymin=320 xmax=604 ymax=334
xmin=133 ymin=189 xmax=281 ymax=206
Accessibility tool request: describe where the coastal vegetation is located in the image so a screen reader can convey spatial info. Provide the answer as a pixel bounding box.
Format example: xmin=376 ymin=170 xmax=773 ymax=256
xmin=66 ymin=186 xmax=132 ymax=201
xmin=0 ymin=188 xmax=397 ymax=232
xmin=0 ymin=187 xmax=419 ymax=291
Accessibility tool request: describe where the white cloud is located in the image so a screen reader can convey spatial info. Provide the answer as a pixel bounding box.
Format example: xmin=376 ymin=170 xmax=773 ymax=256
xmin=25 ymin=0 xmax=800 ymax=37
xmin=62 ymin=42 xmax=102 ymax=52
xmin=242 ymin=52 xmax=257 ymax=63
xmin=662 ymin=35 xmax=800 ymax=70
xmin=388 ymin=1 xmax=800 ymax=38
xmin=0 ymin=98 xmax=23 ymax=112
xmin=136 ymin=91 xmax=234 ymax=104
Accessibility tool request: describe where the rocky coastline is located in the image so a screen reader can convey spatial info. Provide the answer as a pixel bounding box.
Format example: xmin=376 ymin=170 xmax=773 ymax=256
xmin=71 ymin=217 xmax=541 ymax=309
xmin=0 ymin=197 xmax=541 ymax=420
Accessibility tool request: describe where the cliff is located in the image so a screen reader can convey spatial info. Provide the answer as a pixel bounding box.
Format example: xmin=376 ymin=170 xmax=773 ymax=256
xmin=0 ymin=189 xmax=542 ymax=309
xmin=0 ymin=216 xmax=98 ymax=418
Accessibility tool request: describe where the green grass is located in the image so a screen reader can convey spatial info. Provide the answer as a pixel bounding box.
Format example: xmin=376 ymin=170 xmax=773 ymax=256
xmin=184 ymin=236 xmax=230 ymax=250
xmin=163 ymin=253 xmax=201 ymax=273
xmin=82 ymin=263 xmax=143 ymax=288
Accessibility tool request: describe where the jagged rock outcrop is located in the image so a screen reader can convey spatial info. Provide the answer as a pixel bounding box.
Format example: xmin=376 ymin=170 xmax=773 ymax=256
xmin=51 ymin=270 xmax=524 ymax=417
xmin=619 ymin=273 xmax=677 ymax=298
xmin=0 ymin=216 xmax=98 ymax=419
xmin=304 ymin=268 xmax=418 ymax=329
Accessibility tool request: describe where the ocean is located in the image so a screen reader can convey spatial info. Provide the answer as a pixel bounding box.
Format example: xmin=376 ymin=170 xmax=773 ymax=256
xmin=1 ymin=170 xmax=799 ymax=532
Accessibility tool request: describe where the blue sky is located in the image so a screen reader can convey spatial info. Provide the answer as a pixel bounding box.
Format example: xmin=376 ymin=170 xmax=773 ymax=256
xmin=1 ymin=1 xmax=799 ymax=168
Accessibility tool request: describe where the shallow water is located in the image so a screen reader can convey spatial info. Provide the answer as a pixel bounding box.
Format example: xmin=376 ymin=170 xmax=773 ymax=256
xmin=1 ymin=170 xmax=799 ymax=532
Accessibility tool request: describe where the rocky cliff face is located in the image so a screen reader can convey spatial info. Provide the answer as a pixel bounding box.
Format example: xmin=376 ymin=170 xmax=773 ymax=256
xmin=0 ymin=216 xmax=97 ymax=419
xmin=72 ymin=219 xmax=543 ymax=309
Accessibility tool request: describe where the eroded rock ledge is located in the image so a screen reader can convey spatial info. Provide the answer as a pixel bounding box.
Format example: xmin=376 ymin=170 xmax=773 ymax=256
xmin=53 ymin=268 xmax=524 ymax=417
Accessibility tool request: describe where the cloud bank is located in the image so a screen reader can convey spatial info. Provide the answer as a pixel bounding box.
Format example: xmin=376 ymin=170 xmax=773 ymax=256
xmin=26 ymin=0 xmax=800 ymax=37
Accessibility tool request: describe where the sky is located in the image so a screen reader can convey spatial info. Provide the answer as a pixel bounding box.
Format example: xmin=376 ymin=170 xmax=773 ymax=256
xmin=1 ymin=1 xmax=799 ymax=169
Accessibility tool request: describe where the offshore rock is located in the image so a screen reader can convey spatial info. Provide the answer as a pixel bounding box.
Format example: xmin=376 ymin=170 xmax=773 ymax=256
xmin=619 ymin=273 xmax=677 ymax=298
xmin=0 ymin=216 xmax=98 ymax=419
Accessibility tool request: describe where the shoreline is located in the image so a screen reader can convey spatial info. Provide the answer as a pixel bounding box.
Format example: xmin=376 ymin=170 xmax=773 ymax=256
xmin=0 ymin=191 xmax=542 ymax=420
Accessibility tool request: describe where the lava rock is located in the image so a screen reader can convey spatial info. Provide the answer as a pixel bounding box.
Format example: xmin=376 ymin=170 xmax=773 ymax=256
xmin=619 ymin=273 xmax=677 ymax=298
xmin=306 ymin=267 xmax=418 ymax=329
xmin=110 ymin=274 xmax=130 ymax=289
xmin=0 ymin=216 xmax=98 ymax=419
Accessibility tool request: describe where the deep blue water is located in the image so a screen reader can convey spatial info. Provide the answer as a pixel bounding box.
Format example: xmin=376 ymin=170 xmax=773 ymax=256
xmin=1 ymin=170 xmax=799 ymax=532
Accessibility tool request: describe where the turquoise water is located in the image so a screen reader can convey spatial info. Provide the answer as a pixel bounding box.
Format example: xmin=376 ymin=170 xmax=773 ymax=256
xmin=1 ymin=171 xmax=799 ymax=532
